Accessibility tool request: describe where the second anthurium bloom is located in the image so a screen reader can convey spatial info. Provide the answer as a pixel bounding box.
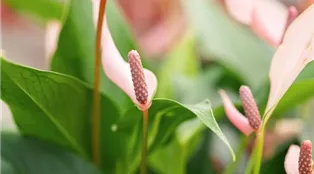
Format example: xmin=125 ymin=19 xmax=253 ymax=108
xmin=285 ymin=140 xmax=313 ymax=174
xmin=220 ymin=4 xmax=314 ymax=136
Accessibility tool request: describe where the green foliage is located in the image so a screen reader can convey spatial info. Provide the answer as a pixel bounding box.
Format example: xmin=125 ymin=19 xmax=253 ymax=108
xmin=1 ymin=132 xmax=101 ymax=174
xmin=3 ymin=0 xmax=64 ymax=21
xmin=50 ymin=0 xmax=134 ymax=110
xmin=1 ymin=58 xmax=123 ymax=173
xmin=157 ymin=32 xmax=200 ymax=98
xmin=183 ymin=0 xmax=274 ymax=89
xmin=119 ymin=99 xmax=234 ymax=173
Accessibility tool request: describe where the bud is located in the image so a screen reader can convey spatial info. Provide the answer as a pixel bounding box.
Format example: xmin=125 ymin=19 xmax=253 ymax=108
xmin=299 ymin=140 xmax=313 ymax=174
xmin=239 ymin=86 xmax=262 ymax=130
xmin=128 ymin=50 xmax=148 ymax=105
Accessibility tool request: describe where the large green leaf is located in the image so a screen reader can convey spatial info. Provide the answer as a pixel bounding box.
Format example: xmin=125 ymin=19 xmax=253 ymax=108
xmin=1 ymin=132 xmax=101 ymax=174
xmin=118 ymin=99 xmax=234 ymax=173
xmin=183 ymin=0 xmax=274 ymax=89
xmin=50 ymin=0 xmax=136 ymax=110
xmin=3 ymin=0 xmax=64 ymax=21
xmin=1 ymin=58 xmax=123 ymax=173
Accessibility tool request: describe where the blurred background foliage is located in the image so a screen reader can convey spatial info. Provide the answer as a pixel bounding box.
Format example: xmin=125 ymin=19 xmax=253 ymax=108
xmin=1 ymin=0 xmax=314 ymax=173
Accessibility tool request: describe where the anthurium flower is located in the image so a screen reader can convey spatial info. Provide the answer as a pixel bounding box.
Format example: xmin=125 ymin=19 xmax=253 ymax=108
xmin=224 ymin=0 xmax=298 ymax=47
xmin=93 ymin=4 xmax=157 ymax=111
xmin=285 ymin=140 xmax=313 ymax=174
xmin=219 ymin=4 xmax=314 ymax=135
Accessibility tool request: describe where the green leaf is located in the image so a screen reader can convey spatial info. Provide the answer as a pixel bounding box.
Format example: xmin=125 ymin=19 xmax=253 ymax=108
xmin=186 ymin=100 xmax=236 ymax=161
xmin=3 ymin=0 xmax=64 ymax=21
xmin=272 ymin=62 xmax=314 ymax=115
xmin=156 ymin=31 xmax=200 ymax=98
xmin=1 ymin=132 xmax=101 ymax=174
xmin=149 ymin=119 xmax=205 ymax=174
xmin=1 ymin=58 xmax=123 ymax=173
xmin=119 ymin=99 xmax=234 ymax=172
xmin=183 ymin=0 xmax=274 ymax=89
xmin=50 ymin=0 xmax=135 ymax=110
xmin=300 ymin=99 xmax=314 ymax=154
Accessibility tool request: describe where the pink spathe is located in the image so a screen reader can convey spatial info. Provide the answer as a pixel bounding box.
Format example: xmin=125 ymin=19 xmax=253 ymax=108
xmin=265 ymin=4 xmax=314 ymax=121
xmin=92 ymin=1 xmax=157 ymax=111
xmin=219 ymin=90 xmax=254 ymax=135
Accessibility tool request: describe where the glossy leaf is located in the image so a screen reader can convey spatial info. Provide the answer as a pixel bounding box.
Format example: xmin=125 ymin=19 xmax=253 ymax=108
xmin=183 ymin=0 xmax=274 ymax=89
xmin=118 ymin=99 xmax=234 ymax=172
xmin=50 ymin=0 xmax=134 ymax=110
xmin=1 ymin=132 xmax=101 ymax=174
xmin=1 ymin=58 xmax=123 ymax=173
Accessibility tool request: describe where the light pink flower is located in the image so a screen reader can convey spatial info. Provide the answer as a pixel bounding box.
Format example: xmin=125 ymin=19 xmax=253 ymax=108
xmin=224 ymin=0 xmax=298 ymax=47
xmin=219 ymin=4 xmax=314 ymax=135
xmin=285 ymin=140 xmax=313 ymax=174
xmin=92 ymin=1 xmax=157 ymax=110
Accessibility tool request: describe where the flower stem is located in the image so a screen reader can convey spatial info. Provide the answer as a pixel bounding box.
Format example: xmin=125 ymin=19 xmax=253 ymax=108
xmin=253 ymin=128 xmax=264 ymax=174
xmin=92 ymin=0 xmax=107 ymax=167
xmin=224 ymin=135 xmax=249 ymax=174
xmin=141 ymin=109 xmax=149 ymax=174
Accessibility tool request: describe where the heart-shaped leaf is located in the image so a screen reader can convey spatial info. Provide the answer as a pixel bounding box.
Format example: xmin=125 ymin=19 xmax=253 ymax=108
xmin=1 ymin=132 xmax=101 ymax=174
xmin=1 ymin=57 xmax=123 ymax=173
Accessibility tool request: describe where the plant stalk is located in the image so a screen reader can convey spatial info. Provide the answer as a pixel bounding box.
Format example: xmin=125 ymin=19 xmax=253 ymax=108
xmin=92 ymin=0 xmax=107 ymax=167
xmin=253 ymin=128 xmax=265 ymax=174
xmin=141 ymin=109 xmax=149 ymax=174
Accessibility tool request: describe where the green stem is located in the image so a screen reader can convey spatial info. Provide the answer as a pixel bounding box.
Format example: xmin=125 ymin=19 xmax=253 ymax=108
xmin=244 ymin=148 xmax=256 ymax=174
xmin=141 ymin=109 xmax=149 ymax=174
xmin=253 ymin=128 xmax=265 ymax=174
xmin=92 ymin=0 xmax=107 ymax=167
xmin=224 ymin=135 xmax=249 ymax=174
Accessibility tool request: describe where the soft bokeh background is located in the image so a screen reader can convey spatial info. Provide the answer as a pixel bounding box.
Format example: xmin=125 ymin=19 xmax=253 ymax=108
xmin=1 ymin=0 xmax=314 ymax=173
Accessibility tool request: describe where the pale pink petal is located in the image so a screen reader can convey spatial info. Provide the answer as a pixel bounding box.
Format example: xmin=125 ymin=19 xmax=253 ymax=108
xmin=285 ymin=145 xmax=300 ymax=174
xmin=250 ymin=0 xmax=288 ymax=47
xmin=45 ymin=21 xmax=61 ymax=61
xmin=265 ymin=4 xmax=314 ymax=120
xmin=224 ymin=0 xmax=254 ymax=25
xmin=92 ymin=0 xmax=157 ymax=110
xmin=218 ymin=90 xmax=254 ymax=136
